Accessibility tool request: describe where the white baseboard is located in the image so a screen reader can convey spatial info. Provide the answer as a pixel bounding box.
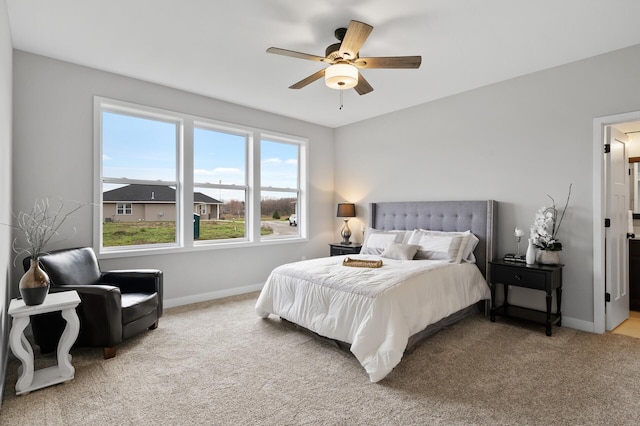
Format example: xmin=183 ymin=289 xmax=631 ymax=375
xmin=562 ymin=316 xmax=595 ymax=333
xmin=164 ymin=283 xmax=264 ymax=309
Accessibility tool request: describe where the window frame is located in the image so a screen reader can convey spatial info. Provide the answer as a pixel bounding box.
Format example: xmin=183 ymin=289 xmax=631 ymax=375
xmin=116 ymin=203 xmax=132 ymax=215
xmin=259 ymin=136 xmax=303 ymax=240
xmin=192 ymin=121 xmax=251 ymax=245
xmin=94 ymin=97 xmax=308 ymax=258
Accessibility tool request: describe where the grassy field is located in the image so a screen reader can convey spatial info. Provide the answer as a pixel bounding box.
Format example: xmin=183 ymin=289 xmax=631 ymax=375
xmin=103 ymin=220 xmax=273 ymax=247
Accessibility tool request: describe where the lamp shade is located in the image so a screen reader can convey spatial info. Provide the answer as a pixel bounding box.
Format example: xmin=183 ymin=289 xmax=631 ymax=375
xmin=337 ymin=203 xmax=356 ymax=218
xmin=325 ymin=64 xmax=358 ymax=90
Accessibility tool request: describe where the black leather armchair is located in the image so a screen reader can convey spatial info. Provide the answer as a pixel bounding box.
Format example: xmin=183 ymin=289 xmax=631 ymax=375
xmin=24 ymin=247 xmax=163 ymax=359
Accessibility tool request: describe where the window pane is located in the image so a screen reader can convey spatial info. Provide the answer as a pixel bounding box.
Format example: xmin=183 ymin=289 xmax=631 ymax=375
xmin=261 ymin=140 xmax=298 ymax=188
xmin=102 ymin=183 xmax=177 ymax=247
xmin=260 ymin=191 xmax=299 ymax=240
xmin=193 ymin=187 xmax=246 ymax=241
xmin=101 ymin=109 xmax=178 ymax=250
xmin=102 ymin=112 xmax=177 ymax=181
xmin=194 ymin=128 xmax=246 ymax=185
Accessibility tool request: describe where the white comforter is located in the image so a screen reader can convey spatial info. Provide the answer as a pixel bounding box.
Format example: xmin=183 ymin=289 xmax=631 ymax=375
xmin=255 ymin=255 xmax=490 ymax=382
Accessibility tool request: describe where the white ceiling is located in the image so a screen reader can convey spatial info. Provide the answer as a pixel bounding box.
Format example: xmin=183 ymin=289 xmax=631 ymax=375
xmin=6 ymin=0 xmax=640 ymax=128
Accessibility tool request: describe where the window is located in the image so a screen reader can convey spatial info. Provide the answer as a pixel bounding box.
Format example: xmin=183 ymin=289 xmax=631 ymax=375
xmin=193 ymin=125 xmax=248 ymax=242
xmin=95 ymin=97 xmax=307 ymax=254
xmin=260 ymin=139 xmax=300 ymax=240
xmin=99 ymin=107 xmax=179 ymax=249
xmin=116 ymin=203 xmax=132 ymax=215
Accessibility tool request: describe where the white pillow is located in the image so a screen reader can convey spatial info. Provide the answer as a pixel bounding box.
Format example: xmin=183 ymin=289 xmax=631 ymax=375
xmin=460 ymin=232 xmax=479 ymax=263
xmin=411 ymin=229 xmax=479 ymax=263
xmin=408 ymin=231 xmax=464 ymax=262
xmin=361 ymin=229 xmax=410 ymax=255
xmin=408 ymin=229 xmax=478 ymax=263
xmin=381 ymin=243 xmax=420 ymax=260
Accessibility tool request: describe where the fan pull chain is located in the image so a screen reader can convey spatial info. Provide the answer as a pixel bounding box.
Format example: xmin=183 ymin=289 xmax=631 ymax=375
xmin=339 ymin=90 xmax=344 ymax=110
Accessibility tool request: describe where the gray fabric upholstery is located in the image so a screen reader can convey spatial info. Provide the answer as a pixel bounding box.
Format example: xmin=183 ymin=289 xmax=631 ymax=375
xmin=370 ymin=200 xmax=497 ymax=279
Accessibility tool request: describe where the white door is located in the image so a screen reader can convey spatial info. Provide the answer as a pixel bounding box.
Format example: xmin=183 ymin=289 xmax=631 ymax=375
xmin=605 ymin=126 xmax=630 ymax=330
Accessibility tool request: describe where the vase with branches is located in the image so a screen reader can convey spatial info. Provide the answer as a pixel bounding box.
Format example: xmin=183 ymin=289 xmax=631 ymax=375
xmin=5 ymin=197 xmax=86 ymax=305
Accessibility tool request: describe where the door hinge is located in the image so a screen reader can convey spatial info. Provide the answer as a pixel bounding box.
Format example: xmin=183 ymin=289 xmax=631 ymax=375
xmin=605 ymin=218 xmax=611 ymax=228
xmin=604 ymin=143 xmax=611 ymax=154
xmin=605 ymin=292 xmax=611 ymax=302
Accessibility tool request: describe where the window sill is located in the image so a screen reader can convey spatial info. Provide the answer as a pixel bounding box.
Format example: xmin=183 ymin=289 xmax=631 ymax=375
xmin=97 ymin=236 xmax=309 ymax=259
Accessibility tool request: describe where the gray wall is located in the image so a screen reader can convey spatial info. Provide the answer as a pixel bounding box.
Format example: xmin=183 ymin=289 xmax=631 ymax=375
xmin=335 ymin=43 xmax=640 ymax=329
xmin=0 ymin=0 xmax=12 ymax=406
xmin=11 ymin=50 xmax=335 ymax=306
xmin=8 ymin=28 xmax=640 ymax=350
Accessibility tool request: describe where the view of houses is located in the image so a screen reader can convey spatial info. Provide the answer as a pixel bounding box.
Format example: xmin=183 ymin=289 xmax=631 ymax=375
xmin=102 ymin=184 xmax=222 ymax=223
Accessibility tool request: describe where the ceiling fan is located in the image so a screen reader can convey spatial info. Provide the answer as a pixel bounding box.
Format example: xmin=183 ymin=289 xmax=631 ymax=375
xmin=267 ymin=20 xmax=421 ymax=95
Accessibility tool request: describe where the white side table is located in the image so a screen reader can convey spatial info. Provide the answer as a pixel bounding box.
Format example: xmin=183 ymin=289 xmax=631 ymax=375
xmin=8 ymin=291 xmax=81 ymax=395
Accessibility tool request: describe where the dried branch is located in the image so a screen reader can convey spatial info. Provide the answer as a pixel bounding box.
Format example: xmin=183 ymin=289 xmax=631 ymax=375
xmin=4 ymin=197 xmax=88 ymax=263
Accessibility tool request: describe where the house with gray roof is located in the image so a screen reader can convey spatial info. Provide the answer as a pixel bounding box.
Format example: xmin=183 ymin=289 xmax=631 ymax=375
xmin=103 ymin=184 xmax=222 ymax=222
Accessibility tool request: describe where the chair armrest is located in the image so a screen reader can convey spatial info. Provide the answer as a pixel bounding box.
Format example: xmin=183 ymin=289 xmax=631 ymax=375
xmin=101 ymin=270 xmax=163 ymax=318
xmin=101 ymin=270 xmax=163 ymax=294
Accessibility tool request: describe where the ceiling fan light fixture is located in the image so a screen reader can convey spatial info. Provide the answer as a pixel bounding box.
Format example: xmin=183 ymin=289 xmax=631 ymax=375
xmin=325 ymin=63 xmax=358 ymax=90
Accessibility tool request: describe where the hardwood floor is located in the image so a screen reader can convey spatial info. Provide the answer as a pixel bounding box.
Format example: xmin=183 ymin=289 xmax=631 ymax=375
xmin=611 ymin=310 xmax=640 ymax=338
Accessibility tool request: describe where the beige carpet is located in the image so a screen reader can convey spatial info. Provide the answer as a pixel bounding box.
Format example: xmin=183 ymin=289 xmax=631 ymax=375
xmin=2 ymin=292 xmax=640 ymax=425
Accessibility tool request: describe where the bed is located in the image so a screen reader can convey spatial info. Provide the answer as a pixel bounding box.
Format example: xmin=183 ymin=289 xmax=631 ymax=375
xmin=255 ymin=200 xmax=497 ymax=382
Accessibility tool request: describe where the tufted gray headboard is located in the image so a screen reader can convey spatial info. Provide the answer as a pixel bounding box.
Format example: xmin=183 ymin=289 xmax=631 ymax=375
xmin=370 ymin=200 xmax=497 ymax=279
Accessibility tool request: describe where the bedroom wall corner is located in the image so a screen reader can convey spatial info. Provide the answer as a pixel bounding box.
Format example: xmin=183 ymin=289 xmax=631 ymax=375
xmin=333 ymin=43 xmax=640 ymax=328
xmin=11 ymin=50 xmax=336 ymax=307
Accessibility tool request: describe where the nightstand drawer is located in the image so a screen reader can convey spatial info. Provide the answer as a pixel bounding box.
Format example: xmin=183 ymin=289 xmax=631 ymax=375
xmin=492 ymin=266 xmax=546 ymax=290
xmin=329 ymin=243 xmax=362 ymax=256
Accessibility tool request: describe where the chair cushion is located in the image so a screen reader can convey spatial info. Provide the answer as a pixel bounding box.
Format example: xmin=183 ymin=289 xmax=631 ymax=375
xmin=121 ymin=292 xmax=159 ymax=325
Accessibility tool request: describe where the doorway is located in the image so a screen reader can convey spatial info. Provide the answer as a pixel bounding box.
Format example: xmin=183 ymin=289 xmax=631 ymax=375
xmin=593 ymin=112 xmax=640 ymax=334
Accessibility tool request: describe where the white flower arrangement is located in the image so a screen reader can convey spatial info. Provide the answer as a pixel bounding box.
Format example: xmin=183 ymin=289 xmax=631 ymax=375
xmin=530 ymin=184 xmax=572 ymax=251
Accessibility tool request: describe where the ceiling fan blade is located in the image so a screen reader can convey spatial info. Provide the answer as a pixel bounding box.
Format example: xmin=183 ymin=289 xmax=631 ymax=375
xmin=289 ymin=68 xmax=326 ymax=89
xmin=355 ymin=56 xmax=422 ymax=69
xmin=354 ymin=73 xmax=373 ymax=95
xmin=267 ymin=47 xmax=327 ymax=62
xmin=339 ymin=20 xmax=373 ymax=60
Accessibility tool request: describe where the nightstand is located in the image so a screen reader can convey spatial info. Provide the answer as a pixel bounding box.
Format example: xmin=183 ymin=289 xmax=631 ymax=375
xmin=489 ymin=260 xmax=563 ymax=336
xmin=329 ymin=243 xmax=362 ymax=256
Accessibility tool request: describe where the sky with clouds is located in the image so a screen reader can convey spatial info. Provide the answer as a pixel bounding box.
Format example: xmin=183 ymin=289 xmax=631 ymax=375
xmin=102 ymin=112 xmax=298 ymax=202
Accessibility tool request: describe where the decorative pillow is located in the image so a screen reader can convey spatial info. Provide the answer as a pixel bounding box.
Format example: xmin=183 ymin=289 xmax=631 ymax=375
xmin=412 ymin=229 xmax=480 ymax=263
xmin=381 ymin=243 xmax=420 ymax=260
xmin=361 ymin=229 xmax=410 ymax=255
xmin=460 ymin=232 xmax=479 ymax=263
xmin=408 ymin=229 xmax=475 ymax=263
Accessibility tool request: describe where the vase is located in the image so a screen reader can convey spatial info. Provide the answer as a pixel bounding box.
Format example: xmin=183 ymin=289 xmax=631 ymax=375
xmin=537 ymin=250 xmax=561 ymax=266
xmin=525 ymin=239 xmax=537 ymax=265
xmin=19 ymin=258 xmax=50 ymax=306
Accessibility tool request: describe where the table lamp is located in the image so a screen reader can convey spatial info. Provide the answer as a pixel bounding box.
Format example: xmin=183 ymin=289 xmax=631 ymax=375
xmin=337 ymin=203 xmax=356 ymax=245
